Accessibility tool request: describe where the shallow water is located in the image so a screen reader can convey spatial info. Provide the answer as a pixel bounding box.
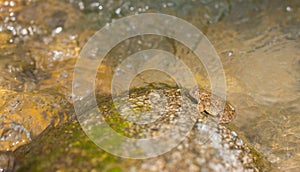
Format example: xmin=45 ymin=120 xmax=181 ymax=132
xmin=0 ymin=0 xmax=299 ymax=171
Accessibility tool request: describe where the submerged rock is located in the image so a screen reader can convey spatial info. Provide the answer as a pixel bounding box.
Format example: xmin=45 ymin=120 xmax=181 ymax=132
xmin=12 ymin=85 xmax=269 ymax=171
xmin=0 ymin=88 xmax=73 ymax=152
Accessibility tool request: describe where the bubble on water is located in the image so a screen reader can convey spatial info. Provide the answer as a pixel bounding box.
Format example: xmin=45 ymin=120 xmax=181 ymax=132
xmin=9 ymin=1 xmax=15 ymax=7
xmin=78 ymin=2 xmax=84 ymax=10
xmin=115 ymin=8 xmax=121 ymax=15
xmin=226 ymin=51 xmax=233 ymax=57
xmin=21 ymin=28 xmax=28 ymax=35
xmin=129 ymin=6 xmax=134 ymax=11
xmin=3 ymin=1 xmax=9 ymax=6
xmin=8 ymin=38 xmax=14 ymax=44
xmin=286 ymin=6 xmax=292 ymax=12
xmin=52 ymin=27 xmax=63 ymax=35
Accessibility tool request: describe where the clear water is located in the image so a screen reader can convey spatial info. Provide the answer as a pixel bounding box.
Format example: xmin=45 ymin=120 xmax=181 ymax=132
xmin=0 ymin=0 xmax=299 ymax=171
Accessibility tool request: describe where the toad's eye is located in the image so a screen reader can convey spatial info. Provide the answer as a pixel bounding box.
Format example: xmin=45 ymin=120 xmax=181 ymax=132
xmin=203 ymin=110 xmax=210 ymax=115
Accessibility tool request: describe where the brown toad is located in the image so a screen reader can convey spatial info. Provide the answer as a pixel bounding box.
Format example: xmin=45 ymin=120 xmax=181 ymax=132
xmin=187 ymin=87 xmax=236 ymax=124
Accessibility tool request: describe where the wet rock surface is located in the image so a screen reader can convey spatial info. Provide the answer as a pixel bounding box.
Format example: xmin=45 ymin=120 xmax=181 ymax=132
xmin=0 ymin=88 xmax=73 ymax=151
xmin=12 ymin=85 xmax=268 ymax=172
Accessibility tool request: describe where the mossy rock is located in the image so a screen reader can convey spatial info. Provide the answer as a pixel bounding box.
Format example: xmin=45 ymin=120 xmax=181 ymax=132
xmin=12 ymin=85 xmax=270 ymax=171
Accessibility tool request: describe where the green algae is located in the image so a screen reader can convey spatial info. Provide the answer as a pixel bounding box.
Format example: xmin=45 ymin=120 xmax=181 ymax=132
xmin=15 ymin=120 xmax=128 ymax=172
xmin=14 ymin=92 xmax=139 ymax=171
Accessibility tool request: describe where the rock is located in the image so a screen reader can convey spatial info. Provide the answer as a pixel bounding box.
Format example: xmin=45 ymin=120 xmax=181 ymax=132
xmin=13 ymin=85 xmax=269 ymax=171
xmin=0 ymin=89 xmax=73 ymax=151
